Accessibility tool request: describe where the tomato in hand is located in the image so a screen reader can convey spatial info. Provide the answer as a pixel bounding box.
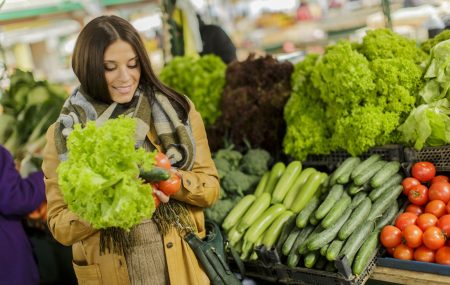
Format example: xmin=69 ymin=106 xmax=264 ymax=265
xmin=155 ymin=152 xmax=171 ymax=170
xmin=403 ymin=224 xmax=423 ymax=248
xmin=447 ymin=201 xmax=450 ymax=215
xmin=435 ymin=246 xmax=450 ymax=265
xmin=428 ymin=182 xmax=450 ymax=204
xmin=414 ymin=246 xmax=435 ymax=263
xmin=425 ymin=200 xmax=447 ymax=218
xmin=381 ymin=225 xmax=403 ymax=248
xmin=386 ymin=247 xmax=395 ymax=256
xmin=405 ymin=204 xmax=423 ymax=216
xmin=437 ymin=215 xmax=450 ymax=236
xmin=422 ymin=226 xmax=446 ymax=250
xmin=416 ymin=213 xmax=438 ymax=231
xmin=411 ymin=161 xmax=436 ymax=183
xmin=158 ymin=171 xmax=181 ymax=196
xmin=393 ymin=244 xmax=414 ymax=260
xmin=395 ymin=212 xmax=418 ymax=231
xmin=432 ymin=175 xmax=450 ymax=185
xmin=402 ymin=177 xmax=421 ymax=196
xmin=408 ymin=185 xmax=428 ymax=206
xmin=152 ymin=192 xmax=161 ymax=208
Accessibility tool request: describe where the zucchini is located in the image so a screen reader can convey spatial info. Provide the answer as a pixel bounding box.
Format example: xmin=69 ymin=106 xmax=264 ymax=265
xmin=353 ymin=160 xmax=387 ymax=186
xmin=351 ymin=154 xmax=381 ymax=180
xmin=348 ymin=181 xmax=371 ymax=196
xmin=326 ymin=240 xmax=344 ymax=261
xmin=334 ymin=157 xmax=361 ymax=185
xmin=367 ymin=185 xmax=403 ymax=221
xmin=263 ymin=162 xmax=286 ymax=195
xmin=253 ymin=171 xmax=270 ymax=197
xmin=283 ymin=168 xmax=317 ymax=209
xmin=286 ymin=225 xmax=314 ymax=267
xmin=227 ymin=225 xmax=244 ymax=247
xmin=315 ymin=184 xmax=344 ymax=220
xmin=370 ymin=161 xmax=401 ymax=188
xmin=243 ymin=204 xmax=286 ymax=244
xmin=262 ymin=210 xmax=294 ymax=249
xmin=321 ymin=192 xmax=352 ymax=229
xmin=237 ymin=192 xmax=271 ymax=232
xmin=374 ymin=201 xmax=399 ymax=231
xmin=304 ymin=251 xmax=320 ymax=268
xmin=291 ymin=172 xmax=327 ymax=213
xmin=276 ymin=215 xmax=297 ymax=251
xmin=368 ymin=174 xmax=402 ymax=201
xmin=307 ymin=208 xmax=352 ymax=251
xmin=340 ymin=221 xmax=375 ymax=265
xmin=272 ymin=161 xmax=302 ymax=204
xmin=338 ymin=197 xmax=372 ymax=240
xmin=222 ymin=194 xmax=256 ymax=231
xmin=349 ymin=192 xmax=368 ymax=209
xmin=282 ymin=227 xmax=302 ymax=256
xmin=139 ymin=167 xmax=170 ymax=183
xmin=296 ymin=194 xmax=321 ymax=228
xmin=353 ymin=230 xmax=380 ymax=275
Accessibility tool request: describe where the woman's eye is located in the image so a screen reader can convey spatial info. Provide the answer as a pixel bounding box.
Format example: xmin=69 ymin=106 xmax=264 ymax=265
xmin=104 ymin=65 xmax=116 ymax=71
xmin=128 ymin=62 xmax=139 ymax=69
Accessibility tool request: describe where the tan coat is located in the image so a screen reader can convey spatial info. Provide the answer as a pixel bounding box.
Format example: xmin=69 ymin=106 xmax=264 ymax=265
xmin=42 ymin=102 xmax=220 ymax=285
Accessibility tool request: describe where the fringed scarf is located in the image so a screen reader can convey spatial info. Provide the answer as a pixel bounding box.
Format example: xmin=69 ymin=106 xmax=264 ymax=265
xmin=54 ymin=86 xmax=197 ymax=254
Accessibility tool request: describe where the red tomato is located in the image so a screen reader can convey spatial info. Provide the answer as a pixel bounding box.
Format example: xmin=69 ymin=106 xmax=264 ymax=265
xmin=435 ymin=246 xmax=450 ymax=265
xmin=395 ymin=212 xmax=418 ymax=231
xmin=152 ymin=192 xmax=160 ymax=208
xmin=386 ymin=247 xmax=395 ymax=256
xmin=437 ymin=215 xmax=450 ymax=236
xmin=405 ymin=204 xmax=424 ymax=216
xmin=403 ymin=224 xmax=423 ymax=248
xmin=393 ymin=244 xmax=414 ymax=260
xmin=414 ymin=246 xmax=435 ymax=263
xmin=402 ymin=177 xmax=421 ymax=196
xmin=155 ymin=152 xmax=171 ymax=170
xmin=428 ymin=182 xmax=450 ymax=203
xmin=432 ymin=175 xmax=450 ymax=184
xmin=381 ymin=225 xmax=403 ymax=248
xmin=447 ymin=201 xmax=450 ymax=214
xmin=416 ymin=213 xmax=438 ymax=231
xmin=423 ymin=226 xmax=446 ymax=250
xmin=158 ymin=172 xmax=181 ymax=196
xmin=411 ymin=161 xmax=436 ymax=183
xmin=408 ymin=185 xmax=428 ymax=206
xmin=425 ymin=200 xmax=447 ymax=218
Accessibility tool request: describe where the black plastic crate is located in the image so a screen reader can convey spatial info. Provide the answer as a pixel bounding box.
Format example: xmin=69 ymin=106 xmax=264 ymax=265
xmin=403 ymin=145 xmax=450 ymax=172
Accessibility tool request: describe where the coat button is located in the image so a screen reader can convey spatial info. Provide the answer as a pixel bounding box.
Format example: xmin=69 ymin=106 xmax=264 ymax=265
xmin=186 ymin=179 xmax=191 ymax=186
xmin=166 ymin=242 xmax=173 ymax=248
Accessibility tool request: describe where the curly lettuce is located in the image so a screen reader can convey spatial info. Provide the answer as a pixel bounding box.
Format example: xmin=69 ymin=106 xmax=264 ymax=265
xmin=57 ymin=116 xmax=156 ymax=230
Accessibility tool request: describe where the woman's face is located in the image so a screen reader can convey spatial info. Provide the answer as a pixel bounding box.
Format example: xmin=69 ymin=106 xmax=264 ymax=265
xmin=104 ymin=40 xmax=141 ymax=104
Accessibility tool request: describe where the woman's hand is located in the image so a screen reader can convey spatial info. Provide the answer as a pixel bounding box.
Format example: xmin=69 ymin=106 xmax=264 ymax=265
xmin=153 ymin=188 xmax=170 ymax=204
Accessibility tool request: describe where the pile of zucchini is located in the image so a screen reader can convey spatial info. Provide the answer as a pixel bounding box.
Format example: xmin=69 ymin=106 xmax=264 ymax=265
xmin=278 ymin=154 xmax=404 ymax=276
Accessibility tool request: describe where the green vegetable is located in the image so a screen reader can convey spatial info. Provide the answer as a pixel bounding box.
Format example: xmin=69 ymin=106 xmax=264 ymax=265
xmin=353 ymin=160 xmax=387 ymax=186
xmin=139 ymin=167 xmax=170 ymax=183
xmin=221 ymin=170 xmax=260 ymax=197
xmin=315 ymin=184 xmax=344 ymax=220
xmin=374 ymin=201 xmax=399 ymax=231
xmin=421 ymin=30 xmax=450 ymax=54
xmin=243 ymin=204 xmax=286 ymax=244
xmin=290 ymin=172 xmax=326 ymax=213
xmin=321 ymin=192 xmax=351 ymax=229
xmin=213 ymin=157 xmax=232 ymax=179
xmin=353 ymin=230 xmax=380 ymax=275
xmin=304 ymin=251 xmax=320 ymax=268
xmin=282 ymin=226 xmax=302 ymax=256
xmin=263 ymin=162 xmax=286 ymax=195
xmin=204 ymin=198 xmax=236 ymax=225
xmin=351 ymin=154 xmax=381 ymax=180
xmin=222 ymin=194 xmax=256 ymax=231
xmin=283 ymin=168 xmax=317 ymax=209
xmin=286 ymin=225 xmax=315 ymax=267
xmin=333 ymin=157 xmax=361 ymax=185
xmin=262 ymin=210 xmax=294 ymax=249
xmin=239 ymin=148 xmax=271 ymax=176
xmin=326 ymin=240 xmax=344 ymax=261
xmin=367 ymin=185 xmax=403 ymax=221
xmin=340 ymin=221 xmax=375 ymax=266
xmin=338 ymin=198 xmax=372 ymax=240
xmin=253 ymin=172 xmax=270 ymax=197
xmin=370 ymin=161 xmax=401 ymax=188
xmin=296 ymin=193 xmax=321 ymax=228
xmin=369 ymin=173 xmax=403 ymax=201
xmin=272 ymin=161 xmax=302 ymax=204
xmin=237 ymin=193 xmax=271 ymax=232
xmin=214 ymin=147 xmax=242 ymax=170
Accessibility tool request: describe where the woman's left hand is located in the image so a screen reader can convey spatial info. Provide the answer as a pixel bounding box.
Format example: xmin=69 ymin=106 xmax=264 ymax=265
xmin=153 ymin=188 xmax=170 ymax=204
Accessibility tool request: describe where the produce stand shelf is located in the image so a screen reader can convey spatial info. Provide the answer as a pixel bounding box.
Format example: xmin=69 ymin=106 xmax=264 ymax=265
xmin=371 ymin=266 xmax=450 ymax=285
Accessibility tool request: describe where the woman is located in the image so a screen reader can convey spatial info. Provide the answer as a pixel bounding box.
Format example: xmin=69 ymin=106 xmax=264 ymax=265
xmin=0 ymin=144 xmax=46 ymax=285
xmin=42 ymin=15 xmax=220 ymax=285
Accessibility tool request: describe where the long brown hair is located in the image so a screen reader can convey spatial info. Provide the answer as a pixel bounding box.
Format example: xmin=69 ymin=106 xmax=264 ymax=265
xmin=72 ymin=15 xmax=189 ymax=121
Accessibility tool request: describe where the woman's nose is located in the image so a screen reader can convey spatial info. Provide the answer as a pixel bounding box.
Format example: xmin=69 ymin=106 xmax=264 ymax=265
xmin=118 ymin=67 xmax=131 ymax=81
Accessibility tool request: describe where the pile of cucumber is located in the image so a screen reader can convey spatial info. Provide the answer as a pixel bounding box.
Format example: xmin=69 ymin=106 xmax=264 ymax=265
xmin=278 ymin=154 xmax=404 ymax=276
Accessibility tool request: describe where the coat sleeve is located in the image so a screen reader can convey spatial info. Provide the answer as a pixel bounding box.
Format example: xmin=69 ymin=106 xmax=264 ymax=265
xmin=0 ymin=145 xmax=45 ymax=216
xmin=42 ymin=124 xmax=98 ymax=246
xmin=171 ymin=102 xmax=220 ymax=208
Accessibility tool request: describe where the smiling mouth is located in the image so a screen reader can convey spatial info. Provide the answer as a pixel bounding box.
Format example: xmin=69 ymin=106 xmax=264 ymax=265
xmin=115 ymin=86 xmax=132 ymax=94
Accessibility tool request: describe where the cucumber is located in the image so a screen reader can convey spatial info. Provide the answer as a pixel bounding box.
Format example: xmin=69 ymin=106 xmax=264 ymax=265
xmin=315 ymin=184 xmax=344 ymax=220
xmin=263 ymin=162 xmax=286 ymax=195
xmin=307 ymin=208 xmax=352 ymax=251
xmin=283 ymin=168 xmax=317 ymax=209
xmin=353 ymin=230 xmax=380 ymax=275
xmin=139 ymin=167 xmax=171 ymax=183
xmin=374 ymin=201 xmax=399 ymax=231
xmin=320 ymin=243 xmax=330 ymax=256
xmin=368 ymin=174 xmax=402 ymax=201
xmin=276 ymin=215 xmax=297 ymax=251
xmin=253 ymin=171 xmax=270 ymax=197
xmin=338 ymin=197 xmax=372 ymax=240
xmin=309 ymin=214 xmax=319 ymax=225
xmin=340 ymin=221 xmax=375 ymax=265
xmin=367 ymin=185 xmax=403 ymax=221
xmin=262 ymin=210 xmax=294 ymax=249
xmin=348 ymin=181 xmax=371 ymax=196
xmin=272 ymin=161 xmax=302 ymax=204
xmin=243 ymin=204 xmax=286 ymax=244
xmin=286 ymin=225 xmax=314 ymax=267
xmin=296 ymin=194 xmax=321 ymax=228
xmin=353 ymin=160 xmax=387 ymax=186
xmin=370 ymin=161 xmax=401 ymax=188
xmin=291 ymin=172 xmax=327 ymax=213
xmin=282 ymin=227 xmax=302 ymax=256
xmin=334 ymin=157 xmax=361 ymax=185
xmin=222 ymin=194 xmax=256 ymax=231
xmin=304 ymin=251 xmax=320 ymax=268
xmin=349 ymin=192 xmax=368 ymax=209
xmin=326 ymin=240 xmax=344 ymax=261
xmin=351 ymin=154 xmax=381 ymax=180
xmin=321 ymin=192 xmax=352 ymax=229
xmin=298 ymin=225 xmax=324 ymax=255
xmin=237 ymin=192 xmax=271 ymax=232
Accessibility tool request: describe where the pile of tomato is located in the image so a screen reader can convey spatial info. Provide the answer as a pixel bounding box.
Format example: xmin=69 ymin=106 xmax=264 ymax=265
xmin=380 ymin=161 xmax=450 ymax=265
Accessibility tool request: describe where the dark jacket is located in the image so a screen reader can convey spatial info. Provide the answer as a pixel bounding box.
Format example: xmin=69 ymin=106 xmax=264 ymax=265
xmin=0 ymin=145 xmax=46 ymax=285
xmin=199 ymin=22 xmax=237 ymax=64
